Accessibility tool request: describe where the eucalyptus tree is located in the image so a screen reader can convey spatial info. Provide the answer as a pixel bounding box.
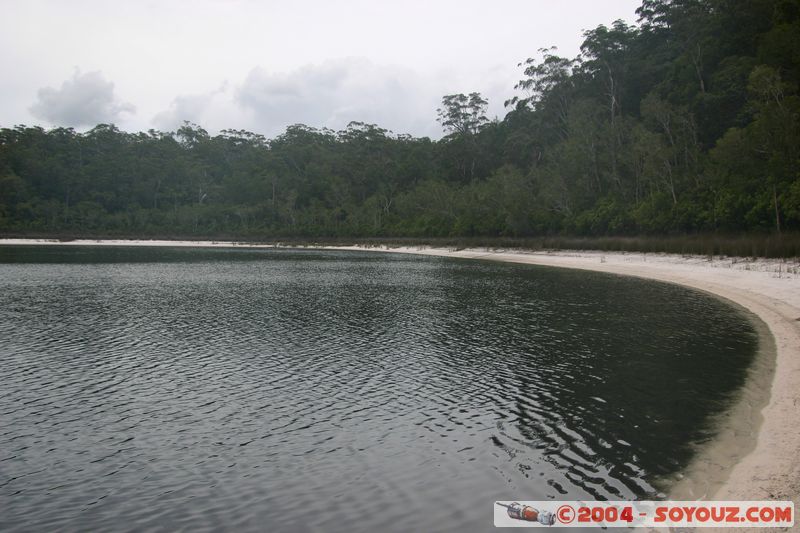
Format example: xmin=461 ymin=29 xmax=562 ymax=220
xmin=436 ymin=92 xmax=490 ymax=182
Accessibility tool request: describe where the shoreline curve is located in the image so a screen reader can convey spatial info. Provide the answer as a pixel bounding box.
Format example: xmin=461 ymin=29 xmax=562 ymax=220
xmin=1 ymin=239 xmax=798 ymax=505
xmin=343 ymin=245 xmax=799 ymax=504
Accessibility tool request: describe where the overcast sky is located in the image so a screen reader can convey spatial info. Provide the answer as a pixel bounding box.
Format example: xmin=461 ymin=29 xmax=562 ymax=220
xmin=1 ymin=0 xmax=641 ymax=139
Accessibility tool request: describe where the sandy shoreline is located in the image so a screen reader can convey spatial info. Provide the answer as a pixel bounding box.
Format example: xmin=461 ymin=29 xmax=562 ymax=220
xmin=350 ymin=247 xmax=799 ymax=503
xmin=2 ymin=238 xmax=798 ymax=505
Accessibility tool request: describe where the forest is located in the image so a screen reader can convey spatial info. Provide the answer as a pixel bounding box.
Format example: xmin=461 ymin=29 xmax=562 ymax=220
xmin=1 ymin=0 xmax=798 ymax=245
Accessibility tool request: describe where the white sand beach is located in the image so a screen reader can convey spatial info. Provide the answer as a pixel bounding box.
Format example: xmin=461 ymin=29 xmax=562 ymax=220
xmin=2 ymin=238 xmax=798 ymax=505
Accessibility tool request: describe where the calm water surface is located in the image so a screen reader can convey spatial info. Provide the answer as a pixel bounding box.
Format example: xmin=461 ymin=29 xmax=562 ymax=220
xmin=0 ymin=246 xmax=757 ymax=532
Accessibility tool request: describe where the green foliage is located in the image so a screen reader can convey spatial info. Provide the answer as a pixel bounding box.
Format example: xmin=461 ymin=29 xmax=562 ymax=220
xmin=436 ymin=93 xmax=489 ymax=136
xmin=1 ymin=0 xmax=799 ymax=244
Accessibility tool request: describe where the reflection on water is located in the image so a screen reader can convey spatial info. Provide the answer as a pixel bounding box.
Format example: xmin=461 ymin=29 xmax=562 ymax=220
xmin=0 ymin=246 xmax=757 ymax=532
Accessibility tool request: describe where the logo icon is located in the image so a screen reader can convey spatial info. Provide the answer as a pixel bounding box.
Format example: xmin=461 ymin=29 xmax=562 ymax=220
xmin=556 ymin=504 xmax=575 ymax=524
xmin=496 ymin=502 xmax=556 ymax=526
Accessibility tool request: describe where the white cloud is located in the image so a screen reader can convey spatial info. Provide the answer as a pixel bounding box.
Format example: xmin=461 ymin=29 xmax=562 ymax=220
xmin=3 ymin=1 xmax=642 ymax=135
xmin=29 ymin=70 xmax=135 ymax=127
xmin=235 ymin=58 xmax=441 ymax=137
xmin=152 ymin=83 xmax=229 ymax=131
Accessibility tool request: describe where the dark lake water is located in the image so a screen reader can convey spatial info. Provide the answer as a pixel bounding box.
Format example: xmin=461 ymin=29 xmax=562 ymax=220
xmin=0 ymin=246 xmax=758 ymax=532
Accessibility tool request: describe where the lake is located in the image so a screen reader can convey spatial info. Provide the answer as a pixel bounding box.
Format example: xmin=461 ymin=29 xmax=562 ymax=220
xmin=0 ymin=246 xmax=758 ymax=532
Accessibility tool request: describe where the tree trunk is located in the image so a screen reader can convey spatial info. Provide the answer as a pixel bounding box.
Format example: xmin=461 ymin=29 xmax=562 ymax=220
xmin=64 ymin=188 xmax=70 ymax=224
xmin=692 ymin=44 xmax=705 ymax=94
xmin=153 ymin=179 xmax=161 ymax=209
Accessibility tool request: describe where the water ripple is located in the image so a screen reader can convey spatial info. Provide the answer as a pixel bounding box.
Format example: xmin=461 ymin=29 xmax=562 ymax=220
xmin=0 ymin=247 xmax=758 ymax=532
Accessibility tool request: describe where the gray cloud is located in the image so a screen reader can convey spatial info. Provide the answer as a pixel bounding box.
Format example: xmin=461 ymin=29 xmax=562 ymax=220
xmin=4 ymin=1 xmax=642 ymax=134
xmin=235 ymin=58 xmax=440 ymax=137
xmin=152 ymin=84 xmax=227 ymax=131
xmin=29 ymin=70 xmax=135 ymax=127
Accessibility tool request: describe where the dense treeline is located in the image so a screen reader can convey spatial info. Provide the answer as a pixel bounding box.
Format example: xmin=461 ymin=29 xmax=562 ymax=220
xmin=1 ymin=0 xmax=799 ymax=240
